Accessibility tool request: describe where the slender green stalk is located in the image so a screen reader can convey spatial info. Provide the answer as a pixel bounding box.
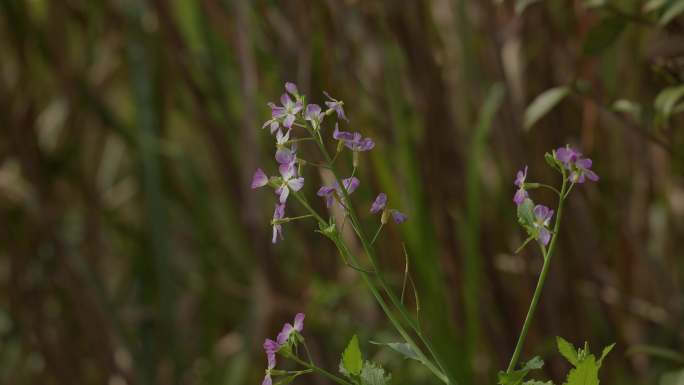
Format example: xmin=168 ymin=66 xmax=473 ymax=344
xmin=506 ymin=172 xmax=568 ymax=373
xmin=289 ymin=355 xmax=354 ymax=385
xmin=307 ymin=128 xmax=452 ymax=383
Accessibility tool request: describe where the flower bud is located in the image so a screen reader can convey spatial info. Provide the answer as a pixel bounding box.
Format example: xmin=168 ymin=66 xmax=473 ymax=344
xmin=380 ymin=209 xmax=390 ymax=225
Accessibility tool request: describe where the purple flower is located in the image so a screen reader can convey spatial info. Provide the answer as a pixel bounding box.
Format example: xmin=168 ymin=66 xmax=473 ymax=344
xmin=275 ymin=163 xmax=304 ymax=203
xmin=332 ymin=125 xmax=374 ymax=152
xmin=271 ymin=203 xmax=285 ymax=244
xmin=333 ymin=123 xmax=355 ymax=141
xmin=513 ymin=166 xmax=529 ymax=206
xmin=555 ymin=146 xmax=582 ymax=166
xmin=251 ymin=168 xmax=269 ymax=189
xmin=323 ymin=91 xmax=348 ymax=121
xmin=305 ymin=104 xmax=324 ymax=125
xmin=285 ymin=82 xmax=299 ymax=97
xmin=262 ymin=338 xmax=278 ymax=385
xmin=569 ymin=157 xmax=599 ymax=183
xmin=269 ymin=93 xmax=303 ymax=129
xmin=533 ymin=204 xmax=554 ymax=246
xmin=275 ymin=129 xmax=296 ymax=165
xmin=276 ymin=313 xmax=305 ymax=345
xmin=370 ymin=193 xmax=387 ymax=214
xmin=555 ymin=145 xmax=599 ymax=184
xmin=317 ymin=177 xmax=360 ymax=208
xmin=390 ymin=209 xmax=408 ymax=224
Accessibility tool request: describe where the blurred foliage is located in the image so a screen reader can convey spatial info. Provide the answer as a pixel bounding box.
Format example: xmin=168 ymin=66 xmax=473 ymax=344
xmin=0 ymin=0 xmax=683 ymax=384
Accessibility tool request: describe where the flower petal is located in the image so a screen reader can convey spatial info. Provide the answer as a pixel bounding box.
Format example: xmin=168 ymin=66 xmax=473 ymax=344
xmin=391 ymin=210 xmax=408 ymax=224
xmin=585 ymin=169 xmax=599 ymax=181
xmin=275 ymin=147 xmax=295 ymax=165
xmin=513 ymin=188 xmax=528 ymax=206
xmin=538 ymin=228 xmax=551 ymax=246
xmin=293 ymin=313 xmax=305 ymax=332
xmin=342 ymin=177 xmax=360 ymax=194
xmin=533 ymin=205 xmax=550 ymax=221
xmin=283 ymin=114 xmax=295 ymax=128
xmin=370 ymin=193 xmax=387 ymax=213
xmin=279 ymin=186 xmax=290 ymax=203
xmin=251 ymin=168 xmax=269 ymax=189
xmin=285 ymin=82 xmax=298 ymax=96
xmin=288 ymin=177 xmax=305 ymax=192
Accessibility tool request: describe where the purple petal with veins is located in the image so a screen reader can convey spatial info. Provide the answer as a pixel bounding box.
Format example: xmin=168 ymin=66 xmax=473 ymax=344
xmin=371 ymin=193 xmax=387 ymax=213
xmin=251 ymin=169 xmax=268 ymax=189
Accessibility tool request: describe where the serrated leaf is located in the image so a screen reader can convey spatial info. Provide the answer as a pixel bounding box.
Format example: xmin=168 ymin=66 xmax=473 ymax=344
xmin=582 ymin=17 xmax=626 ymax=56
xmin=563 ymin=356 xmax=599 ymax=385
xmin=557 ymin=337 xmax=580 ymax=366
xmin=341 ymin=335 xmax=363 ymax=376
xmin=524 ymin=381 xmax=554 ymax=385
xmin=498 ymin=357 xmax=545 ymax=385
xmin=524 ymin=86 xmax=570 ymax=130
xmin=360 ymin=361 xmax=392 ymax=385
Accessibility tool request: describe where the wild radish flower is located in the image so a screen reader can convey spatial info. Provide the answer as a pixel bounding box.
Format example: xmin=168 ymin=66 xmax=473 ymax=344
xmin=569 ymin=157 xmax=599 ymax=183
xmin=533 ymin=204 xmax=554 ymax=246
xmin=333 ymin=123 xmax=355 ymax=141
xmin=513 ymin=166 xmax=529 ymax=206
xmin=271 ymin=203 xmax=285 ymax=244
xmin=390 ymin=210 xmax=408 ymax=224
xmin=555 ymin=146 xmax=581 ymax=166
xmin=275 ymin=164 xmax=304 ymax=203
xmin=370 ymin=193 xmax=387 ymax=214
xmin=269 ymin=93 xmax=303 ymax=129
xmin=251 ymin=165 xmax=304 ymax=203
xmin=305 ymin=104 xmax=325 ymax=127
xmin=251 ymin=168 xmax=269 ymax=189
xmin=275 ymin=129 xmax=296 ymax=165
xmin=555 ymin=146 xmax=599 ymax=183
xmin=317 ymin=177 xmax=360 ymax=208
xmin=323 ymin=91 xmax=348 ymax=121
xmin=371 ymin=193 xmax=408 ymax=224
xmin=262 ymin=339 xmax=278 ymax=385
xmin=276 ymin=313 xmax=305 ymax=346
xmin=285 ymin=82 xmax=299 ymax=98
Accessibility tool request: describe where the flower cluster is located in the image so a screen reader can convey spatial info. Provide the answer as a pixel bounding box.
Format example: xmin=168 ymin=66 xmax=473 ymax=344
xmin=370 ymin=193 xmax=408 ymax=224
xmin=555 ymin=145 xmax=599 ymax=183
xmin=262 ymin=313 xmax=306 ymax=385
xmin=251 ymin=82 xmax=408 ymax=244
xmin=513 ymin=145 xmax=598 ymax=247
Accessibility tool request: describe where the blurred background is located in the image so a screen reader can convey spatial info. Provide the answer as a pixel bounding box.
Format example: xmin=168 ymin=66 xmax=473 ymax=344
xmin=1 ymin=0 xmax=684 ymax=384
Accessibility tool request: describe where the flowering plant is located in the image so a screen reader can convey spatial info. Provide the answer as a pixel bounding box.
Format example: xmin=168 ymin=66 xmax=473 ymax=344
xmin=253 ymin=83 xmax=611 ymax=385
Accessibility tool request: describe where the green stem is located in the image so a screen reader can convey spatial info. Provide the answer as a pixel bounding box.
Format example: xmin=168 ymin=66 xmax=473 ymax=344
xmin=506 ymin=172 xmax=568 ymax=373
xmin=370 ymin=223 xmax=384 ymax=245
xmin=309 ymin=130 xmax=451 ymax=383
xmin=289 ymin=355 xmax=354 ymax=385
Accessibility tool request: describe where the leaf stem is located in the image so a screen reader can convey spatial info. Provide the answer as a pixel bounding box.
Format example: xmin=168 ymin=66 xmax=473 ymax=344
xmin=506 ymin=170 xmax=568 ymax=373
xmin=289 ymin=355 xmax=354 ymax=385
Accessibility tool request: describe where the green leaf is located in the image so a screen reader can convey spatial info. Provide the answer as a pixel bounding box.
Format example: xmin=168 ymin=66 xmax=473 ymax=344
xmin=498 ymin=357 xmax=545 ymax=385
xmin=370 ymin=341 xmax=422 ymax=362
xmin=517 ymin=198 xmax=535 ymax=228
xmin=660 ymin=369 xmax=684 ymax=385
xmin=582 ymin=17 xmax=626 ymax=56
xmin=655 ymin=85 xmax=684 ymax=125
xmin=341 ymin=335 xmax=363 ymax=376
xmin=557 ymin=337 xmax=580 ymax=366
xmin=598 ymin=343 xmax=615 ymax=365
xmin=524 ymin=86 xmax=570 ymax=130
xmin=612 ymin=99 xmax=642 ymax=121
xmin=524 ymin=381 xmax=554 ymax=385
xmin=660 ymin=0 xmax=684 ymax=25
xmin=360 ymin=361 xmax=392 ymax=385
xmin=563 ymin=356 xmax=599 ymax=385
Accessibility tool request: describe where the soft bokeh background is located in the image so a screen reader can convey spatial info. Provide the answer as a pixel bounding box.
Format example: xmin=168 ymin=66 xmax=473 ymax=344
xmin=1 ymin=0 xmax=683 ymax=384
